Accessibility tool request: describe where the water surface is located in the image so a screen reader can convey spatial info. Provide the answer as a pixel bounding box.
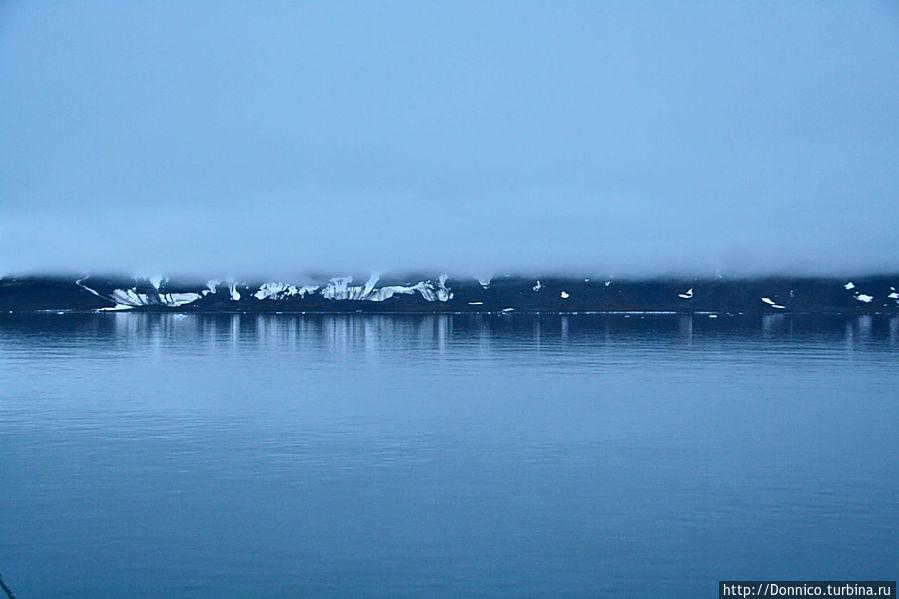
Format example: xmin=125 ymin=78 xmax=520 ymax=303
xmin=1 ymin=313 xmax=897 ymax=597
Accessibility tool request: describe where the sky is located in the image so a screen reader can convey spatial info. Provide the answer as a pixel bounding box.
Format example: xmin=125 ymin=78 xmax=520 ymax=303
xmin=1 ymin=1 xmax=897 ymax=279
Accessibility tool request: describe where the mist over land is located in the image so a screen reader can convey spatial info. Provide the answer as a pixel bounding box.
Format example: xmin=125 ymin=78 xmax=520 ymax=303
xmin=1 ymin=2 xmax=897 ymax=279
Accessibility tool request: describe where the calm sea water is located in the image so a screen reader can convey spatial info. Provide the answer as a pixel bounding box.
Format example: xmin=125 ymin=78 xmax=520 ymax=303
xmin=0 ymin=313 xmax=896 ymax=598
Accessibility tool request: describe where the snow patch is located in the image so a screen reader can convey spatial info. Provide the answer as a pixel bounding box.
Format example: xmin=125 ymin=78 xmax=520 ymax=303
xmin=110 ymin=288 xmax=201 ymax=307
xmin=77 ymin=279 xmax=200 ymax=308
xmin=855 ymin=294 xmax=873 ymax=303
xmin=560 ymin=291 xmax=570 ymax=299
xmin=162 ymin=292 xmax=202 ymax=306
xmin=254 ymin=283 xmax=319 ymax=301
xmin=313 ymin=274 xmax=453 ymax=303
xmin=844 ymin=282 xmax=855 ymax=290
xmin=533 ymin=281 xmax=542 ymax=291
xmin=678 ymin=288 xmax=693 ymax=299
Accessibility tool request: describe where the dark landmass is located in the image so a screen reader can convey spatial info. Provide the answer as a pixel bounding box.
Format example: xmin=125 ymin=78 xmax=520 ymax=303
xmin=1 ymin=274 xmax=898 ymax=314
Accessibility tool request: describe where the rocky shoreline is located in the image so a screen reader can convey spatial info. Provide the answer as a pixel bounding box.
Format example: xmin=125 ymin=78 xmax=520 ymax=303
xmin=2 ymin=274 xmax=898 ymax=314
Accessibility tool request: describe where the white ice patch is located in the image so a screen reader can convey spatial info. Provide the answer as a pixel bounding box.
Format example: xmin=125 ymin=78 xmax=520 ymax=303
xmin=255 ymin=282 xmax=319 ymax=301
xmin=678 ymin=288 xmax=693 ymax=299
xmin=761 ymin=297 xmax=785 ymax=309
xmin=502 ymin=308 xmax=514 ymax=313
xmin=362 ymin=272 xmax=380 ymax=298
xmin=161 ymin=292 xmax=202 ymax=306
xmin=87 ymin=285 xmax=201 ymax=308
xmin=109 ymin=288 xmax=145 ymax=306
xmin=533 ymin=281 xmax=542 ymax=291
xmin=855 ymin=294 xmax=873 ymax=303
xmin=321 ymin=274 xmax=382 ymax=300
xmin=78 ymin=279 xmax=200 ymax=308
xmin=888 ymin=292 xmax=899 ymax=300
xmin=111 ymin=288 xmax=202 ymax=307
xmin=844 ymin=282 xmax=855 ymax=290
xmin=319 ymin=274 xmax=453 ymax=303
xmin=80 ymin=274 xmax=455 ymax=308
xmin=478 ymin=276 xmax=492 ymax=288
xmin=468 ymin=301 xmax=483 ymax=305
xmin=604 ymin=280 xmax=612 ymax=287
xmin=321 ymin=277 xmax=356 ymax=300
xmin=560 ymin=291 xmax=570 ymax=299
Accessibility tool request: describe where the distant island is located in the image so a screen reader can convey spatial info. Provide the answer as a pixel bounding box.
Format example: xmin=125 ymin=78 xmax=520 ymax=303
xmin=2 ymin=273 xmax=898 ymax=314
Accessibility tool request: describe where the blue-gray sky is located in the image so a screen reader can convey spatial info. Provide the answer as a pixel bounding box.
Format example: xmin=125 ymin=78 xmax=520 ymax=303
xmin=1 ymin=1 xmax=897 ymax=279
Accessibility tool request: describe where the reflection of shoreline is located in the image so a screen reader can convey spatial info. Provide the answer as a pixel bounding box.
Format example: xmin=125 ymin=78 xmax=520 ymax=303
xmin=1 ymin=313 xmax=897 ymax=354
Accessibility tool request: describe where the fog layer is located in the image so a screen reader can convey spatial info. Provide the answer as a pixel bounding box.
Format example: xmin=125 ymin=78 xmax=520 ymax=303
xmin=1 ymin=2 xmax=897 ymax=279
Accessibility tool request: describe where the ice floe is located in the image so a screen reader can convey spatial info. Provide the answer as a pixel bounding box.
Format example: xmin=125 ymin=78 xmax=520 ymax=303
xmin=761 ymin=297 xmax=785 ymax=309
